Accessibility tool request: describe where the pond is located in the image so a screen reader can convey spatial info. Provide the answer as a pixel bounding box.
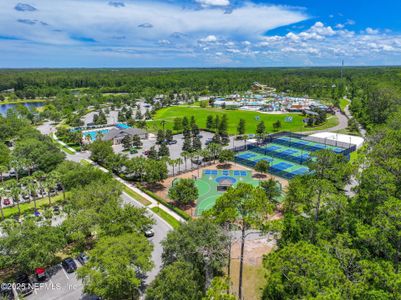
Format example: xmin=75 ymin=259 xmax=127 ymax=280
xmin=0 ymin=102 xmax=45 ymax=116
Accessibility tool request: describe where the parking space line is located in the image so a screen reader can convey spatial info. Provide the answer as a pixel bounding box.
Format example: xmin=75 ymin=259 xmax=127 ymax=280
xmin=61 ymin=266 xmax=70 ymax=280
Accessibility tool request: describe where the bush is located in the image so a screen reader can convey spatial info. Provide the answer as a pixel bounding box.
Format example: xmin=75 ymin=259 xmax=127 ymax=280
xmin=137 ymin=185 xmax=190 ymax=221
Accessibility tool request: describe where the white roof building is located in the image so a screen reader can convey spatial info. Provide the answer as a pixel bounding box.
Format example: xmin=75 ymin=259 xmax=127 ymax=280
xmin=309 ymin=132 xmax=365 ymax=149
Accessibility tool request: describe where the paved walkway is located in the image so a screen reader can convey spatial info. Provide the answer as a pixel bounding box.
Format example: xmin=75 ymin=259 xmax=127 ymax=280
xmin=299 ymin=110 xmax=349 ymax=135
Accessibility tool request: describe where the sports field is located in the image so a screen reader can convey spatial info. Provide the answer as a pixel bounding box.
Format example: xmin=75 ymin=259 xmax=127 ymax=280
xmin=195 ymin=169 xmax=282 ymax=216
xmin=149 ymin=106 xmax=339 ymax=135
xmin=235 ymin=151 xmax=309 ymax=179
xmin=251 ymin=143 xmax=312 ymax=165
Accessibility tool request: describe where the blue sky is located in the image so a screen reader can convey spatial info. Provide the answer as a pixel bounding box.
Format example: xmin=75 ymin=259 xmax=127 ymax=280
xmin=1 ymin=0 xmax=401 ymax=67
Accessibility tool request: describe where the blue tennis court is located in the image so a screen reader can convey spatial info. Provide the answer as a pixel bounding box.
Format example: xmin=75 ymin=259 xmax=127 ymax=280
xmin=272 ymin=162 xmax=294 ymax=170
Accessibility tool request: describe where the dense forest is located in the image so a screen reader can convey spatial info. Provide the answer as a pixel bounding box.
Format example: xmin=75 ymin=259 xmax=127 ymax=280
xmin=1 ymin=67 xmax=401 ymax=102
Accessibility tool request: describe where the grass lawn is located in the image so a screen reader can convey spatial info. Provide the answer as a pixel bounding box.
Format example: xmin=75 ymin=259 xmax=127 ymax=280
xmin=50 ymin=137 xmax=76 ymax=155
xmin=151 ymin=206 xmax=181 ymax=229
xmin=230 ymin=260 xmax=266 ymax=300
xmin=123 ymin=187 xmax=151 ymax=206
xmin=0 ymin=99 xmax=47 ymax=105
xmin=149 ymin=106 xmax=339 ymax=135
xmin=2 ymin=193 xmax=66 ymax=219
xmin=340 ymin=98 xmax=350 ymax=111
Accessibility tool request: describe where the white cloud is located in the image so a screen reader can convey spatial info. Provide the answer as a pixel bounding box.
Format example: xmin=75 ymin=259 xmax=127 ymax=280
xmin=1 ymin=1 xmax=401 ymax=67
xmin=199 ymin=35 xmax=218 ymax=43
xmin=195 ymin=0 xmax=230 ymax=7
xmin=0 ymin=0 xmax=308 ymax=47
xmin=365 ymin=27 xmax=379 ymax=35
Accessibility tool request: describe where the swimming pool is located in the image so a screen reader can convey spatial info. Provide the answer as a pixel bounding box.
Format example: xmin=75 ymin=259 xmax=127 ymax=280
xmin=83 ymin=129 xmax=110 ymax=141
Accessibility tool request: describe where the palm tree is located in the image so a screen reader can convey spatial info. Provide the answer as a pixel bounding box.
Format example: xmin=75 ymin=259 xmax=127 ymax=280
xmin=192 ymin=150 xmax=202 ymax=177
xmin=200 ymin=149 xmax=211 ymax=166
xmin=176 ymin=158 xmax=183 ymax=174
xmin=9 ymin=158 xmax=25 ymax=182
xmin=51 ymin=171 xmax=65 ymax=202
xmin=23 ymin=176 xmax=38 ymax=210
xmin=33 ymin=171 xmax=46 ymax=199
xmin=6 ymin=179 xmax=22 ymax=217
xmin=20 ymin=177 xmax=32 ymax=203
xmin=243 ymin=134 xmax=248 ymax=151
xmin=0 ymin=185 xmax=7 ymax=220
xmin=44 ymin=173 xmax=57 ymax=205
xmin=181 ymin=151 xmax=190 ymax=171
xmin=0 ymin=165 xmax=7 ymax=184
xmin=25 ymin=159 xmax=35 ymax=176
xmin=207 ymin=143 xmax=222 ymax=164
xmin=168 ymin=159 xmax=178 ymax=177
xmin=188 ymin=152 xmax=195 ymax=170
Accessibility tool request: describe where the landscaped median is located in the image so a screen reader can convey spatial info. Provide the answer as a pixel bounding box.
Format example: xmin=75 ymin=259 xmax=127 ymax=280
xmin=151 ymin=206 xmax=181 ymax=229
xmin=50 ymin=134 xmax=76 ymax=155
xmin=122 ymin=186 xmax=151 ymax=206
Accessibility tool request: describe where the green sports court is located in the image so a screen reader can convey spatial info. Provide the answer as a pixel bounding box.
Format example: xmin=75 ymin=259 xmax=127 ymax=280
xmin=194 ymin=169 xmax=283 ymax=216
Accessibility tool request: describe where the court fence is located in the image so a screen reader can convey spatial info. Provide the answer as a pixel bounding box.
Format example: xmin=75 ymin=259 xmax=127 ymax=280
xmin=231 ymin=131 xmax=357 ymax=180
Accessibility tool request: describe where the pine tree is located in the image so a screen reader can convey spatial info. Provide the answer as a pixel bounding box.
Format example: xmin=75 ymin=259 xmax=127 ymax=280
xmin=182 ymin=136 xmax=192 ymax=152
xmin=192 ymin=136 xmax=202 ymax=151
xmin=158 ymin=143 xmax=170 ymax=158
xmin=206 ymin=115 xmax=214 ymax=130
xmin=237 ymin=119 xmax=246 ymax=135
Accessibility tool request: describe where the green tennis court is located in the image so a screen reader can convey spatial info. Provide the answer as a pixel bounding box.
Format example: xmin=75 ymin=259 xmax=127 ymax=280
xmin=195 ymin=169 xmax=283 ymax=216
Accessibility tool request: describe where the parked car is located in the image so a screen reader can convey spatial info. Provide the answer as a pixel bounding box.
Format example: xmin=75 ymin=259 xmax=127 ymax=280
xmin=0 ymin=285 xmax=14 ymax=300
xmin=205 ymin=138 xmax=213 ymax=145
xmin=49 ymin=189 xmax=57 ymax=196
xmin=62 ymin=258 xmax=77 ymax=273
xmin=143 ymin=150 xmax=150 ymax=156
xmin=22 ymin=194 xmax=30 ymax=200
xmin=56 ymin=183 xmax=63 ymax=191
xmin=130 ymin=148 xmax=138 ymax=154
xmin=53 ymin=206 xmax=60 ymax=214
xmin=191 ymin=159 xmax=202 ymax=165
xmin=15 ymin=273 xmax=33 ymax=297
xmin=168 ymin=140 xmax=177 ymax=145
xmin=144 ymin=228 xmax=154 ymax=238
xmin=197 ymin=134 xmax=203 ymax=138
xmin=77 ymin=253 xmax=89 ymax=265
xmin=35 ymin=267 xmax=49 ymax=282
xmin=3 ymin=199 xmax=11 ymax=206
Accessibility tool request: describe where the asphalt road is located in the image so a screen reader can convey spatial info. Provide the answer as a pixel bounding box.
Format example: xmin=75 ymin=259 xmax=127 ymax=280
xmin=121 ymin=192 xmax=171 ymax=284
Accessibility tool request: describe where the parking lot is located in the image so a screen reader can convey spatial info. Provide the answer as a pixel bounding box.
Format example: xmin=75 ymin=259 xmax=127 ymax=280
xmin=113 ymin=131 xmax=248 ymax=172
xmin=26 ymin=259 xmax=87 ymax=300
xmin=21 ymin=192 xmax=166 ymax=300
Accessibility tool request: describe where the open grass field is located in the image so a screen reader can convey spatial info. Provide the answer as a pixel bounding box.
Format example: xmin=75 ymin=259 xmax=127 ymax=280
xmin=149 ymin=106 xmax=339 ymax=135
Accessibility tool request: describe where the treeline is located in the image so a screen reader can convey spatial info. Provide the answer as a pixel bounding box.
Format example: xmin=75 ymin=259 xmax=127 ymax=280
xmin=3 ymin=67 xmax=401 ymax=102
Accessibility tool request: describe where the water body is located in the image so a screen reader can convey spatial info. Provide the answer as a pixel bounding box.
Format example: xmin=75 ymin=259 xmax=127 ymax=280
xmin=0 ymin=102 xmax=45 ymax=116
